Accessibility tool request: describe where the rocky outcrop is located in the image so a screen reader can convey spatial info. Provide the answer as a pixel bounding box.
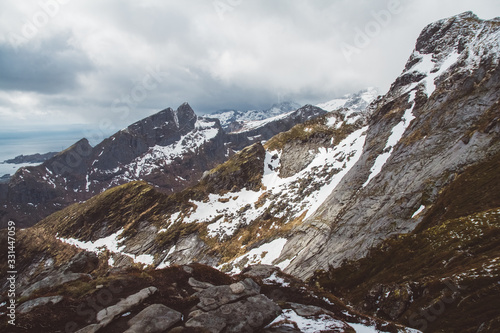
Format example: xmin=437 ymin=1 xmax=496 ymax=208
xmin=20 ymin=272 xmax=91 ymax=298
xmin=17 ymin=295 xmax=64 ymax=314
xmin=186 ymin=278 xmax=281 ymax=332
xmin=3 ymin=262 xmax=415 ymax=332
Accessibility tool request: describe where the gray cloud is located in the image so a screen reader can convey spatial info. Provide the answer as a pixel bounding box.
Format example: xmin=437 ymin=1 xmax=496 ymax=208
xmin=0 ymin=0 xmax=498 ymax=133
xmin=0 ymin=33 xmax=93 ymax=94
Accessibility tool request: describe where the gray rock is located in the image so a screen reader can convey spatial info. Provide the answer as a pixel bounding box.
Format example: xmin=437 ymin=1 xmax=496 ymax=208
xmin=62 ymin=251 xmax=99 ymax=274
xmin=242 ymin=265 xmax=280 ymax=279
xmin=188 ymin=277 xmax=215 ymax=290
xmin=18 ymin=295 xmax=63 ymax=314
xmin=196 ymin=278 xmax=260 ymax=311
xmin=289 ymin=302 xmax=329 ymax=317
xmin=125 ymin=304 xmax=182 ymax=333
xmin=229 ymin=282 xmax=246 ymax=294
xmin=185 ymin=313 xmax=227 ymax=333
xmin=75 ymin=323 xmax=104 ymax=333
xmin=96 ymin=286 xmax=158 ymax=324
xmin=183 ymin=265 xmax=194 ymax=274
xmin=20 ymin=272 xmax=90 ymax=298
xmin=187 ymin=294 xmax=281 ymax=333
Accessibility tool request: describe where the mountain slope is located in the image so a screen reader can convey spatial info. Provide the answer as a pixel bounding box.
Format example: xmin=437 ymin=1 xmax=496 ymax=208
xmin=0 ymin=103 xmax=227 ymax=228
xmin=1 ymin=101 xmax=335 ymax=229
xmin=313 ymin=150 xmax=500 ymax=331
xmin=278 ymin=11 xmax=500 ymax=279
xmin=1 ymin=11 xmax=499 ymax=333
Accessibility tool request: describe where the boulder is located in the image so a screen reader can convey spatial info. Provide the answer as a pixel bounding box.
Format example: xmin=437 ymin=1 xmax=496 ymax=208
xmin=241 ymin=265 xmax=280 ymax=279
xmin=62 ymin=251 xmax=99 ymax=274
xmin=195 ymin=278 xmax=260 ymax=311
xmin=188 ymin=277 xmax=215 ymax=290
xmin=125 ymin=304 xmax=182 ymax=333
xmin=186 ymin=294 xmax=281 ymax=333
xmin=96 ymin=286 xmax=158 ymax=324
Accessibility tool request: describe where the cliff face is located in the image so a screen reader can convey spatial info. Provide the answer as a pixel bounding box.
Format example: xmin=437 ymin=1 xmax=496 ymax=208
xmin=279 ymin=12 xmax=500 ymax=279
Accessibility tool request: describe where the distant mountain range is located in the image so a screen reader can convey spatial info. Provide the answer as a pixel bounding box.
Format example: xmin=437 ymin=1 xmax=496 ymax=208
xmin=3 ymin=152 xmax=58 ymax=164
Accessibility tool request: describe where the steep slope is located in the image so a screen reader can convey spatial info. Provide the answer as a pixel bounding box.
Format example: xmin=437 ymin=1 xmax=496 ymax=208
xmin=312 ymin=150 xmax=500 ymax=332
xmin=277 ymin=11 xmax=500 ymax=279
xmin=0 ymin=103 xmax=227 ymax=228
xmin=224 ymin=104 xmax=329 ymax=151
xmin=1 ymin=101 xmax=338 ymax=229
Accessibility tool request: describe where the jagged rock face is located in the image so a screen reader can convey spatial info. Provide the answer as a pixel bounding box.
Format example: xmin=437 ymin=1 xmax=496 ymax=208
xmin=279 ymin=12 xmax=500 ymax=279
xmin=0 ymin=103 xmax=227 ymax=228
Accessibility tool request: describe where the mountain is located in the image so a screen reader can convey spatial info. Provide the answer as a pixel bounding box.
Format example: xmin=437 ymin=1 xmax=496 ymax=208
xmin=0 ymin=101 xmax=340 ymax=229
xmin=0 ymin=103 xmax=227 ymax=228
xmin=3 ymin=152 xmax=58 ymax=164
xmin=210 ymin=101 xmax=301 ymax=132
xmin=1 ymin=11 xmax=499 ymax=333
xmin=224 ymin=104 xmax=329 ymax=150
xmin=316 ymin=87 xmax=379 ymax=112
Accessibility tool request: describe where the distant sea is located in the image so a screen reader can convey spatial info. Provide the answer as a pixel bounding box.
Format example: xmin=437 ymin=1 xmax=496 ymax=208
xmin=0 ymin=129 xmax=94 ymax=176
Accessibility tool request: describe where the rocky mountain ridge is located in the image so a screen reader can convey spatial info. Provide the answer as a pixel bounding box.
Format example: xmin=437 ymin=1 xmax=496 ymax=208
xmin=209 ymin=101 xmax=302 ymax=132
xmin=1 ymin=11 xmax=499 ymax=332
xmin=0 ymin=100 xmax=338 ymax=229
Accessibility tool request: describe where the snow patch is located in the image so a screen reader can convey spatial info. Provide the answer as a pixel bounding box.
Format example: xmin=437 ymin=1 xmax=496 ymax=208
xmin=267 ymin=309 xmax=346 ymax=332
xmin=222 ymin=238 xmax=288 ymax=274
xmin=363 ymin=92 xmax=416 ymax=187
xmin=412 ymin=205 xmax=426 ymax=218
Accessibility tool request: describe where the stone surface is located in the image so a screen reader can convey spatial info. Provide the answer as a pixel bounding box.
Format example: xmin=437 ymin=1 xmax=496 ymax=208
xmin=196 ymin=278 xmax=260 ymax=311
xmin=188 ymin=277 xmax=215 ymax=290
xmin=125 ymin=304 xmax=182 ymax=333
xmin=18 ymin=296 xmax=64 ymax=314
xmin=279 ymin=13 xmax=500 ymax=279
xmin=96 ymin=286 xmax=158 ymax=323
xmin=62 ymin=251 xmax=99 ymax=274
xmin=187 ymin=294 xmax=282 ymax=333
xmin=242 ymin=265 xmax=280 ymax=279
xmin=20 ymin=272 xmax=90 ymax=298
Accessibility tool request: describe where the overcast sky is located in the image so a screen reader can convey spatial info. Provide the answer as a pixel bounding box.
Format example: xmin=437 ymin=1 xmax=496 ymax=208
xmin=0 ymin=0 xmax=499 ymax=135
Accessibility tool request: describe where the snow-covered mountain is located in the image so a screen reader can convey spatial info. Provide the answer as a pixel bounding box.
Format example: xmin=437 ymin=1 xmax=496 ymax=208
xmin=210 ymin=101 xmax=301 ymax=131
xmin=316 ymin=87 xmax=379 ymax=112
xmin=1 ymin=12 xmax=500 ymax=333
xmin=0 ymin=101 xmax=329 ymax=228
xmin=0 ymin=103 xmax=228 ymax=228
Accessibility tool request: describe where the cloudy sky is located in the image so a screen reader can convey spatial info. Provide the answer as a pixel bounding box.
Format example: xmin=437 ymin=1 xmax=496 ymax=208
xmin=0 ymin=0 xmax=499 ymax=137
